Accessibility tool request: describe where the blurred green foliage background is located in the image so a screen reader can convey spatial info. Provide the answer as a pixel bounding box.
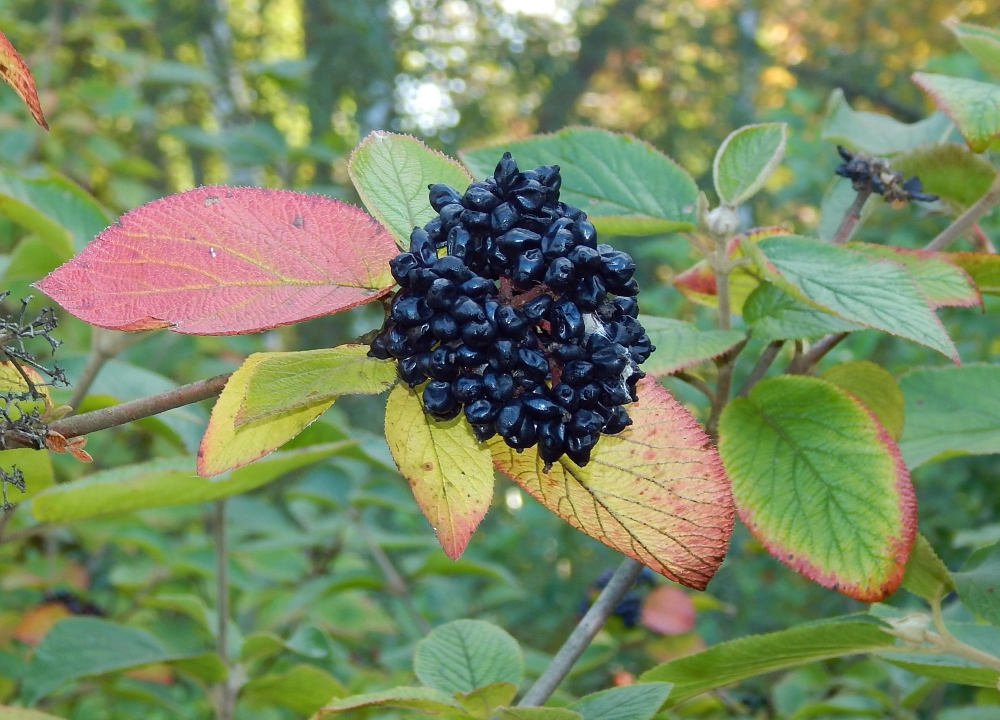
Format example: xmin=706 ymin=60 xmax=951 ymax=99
xmin=1 ymin=1 xmax=1000 ymax=718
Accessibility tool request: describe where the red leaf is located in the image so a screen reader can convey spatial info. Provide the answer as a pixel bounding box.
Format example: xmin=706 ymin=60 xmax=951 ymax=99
xmin=0 ymin=29 xmax=47 ymax=130
xmin=36 ymin=187 xmax=398 ymax=335
xmin=491 ymin=377 xmax=734 ymax=590
xmin=640 ymin=586 xmax=696 ymax=635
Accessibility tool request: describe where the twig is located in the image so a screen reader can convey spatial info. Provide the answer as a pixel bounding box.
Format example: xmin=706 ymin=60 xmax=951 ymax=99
xmin=0 ymin=372 xmax=231 ymax=449
xmin=832 ymin=187 xmax=873 ymax=244
xmin=672 ymin=371 xmax=716 ymax=404
xmin=785 ymin=333 xmax=847 ymax=374
xmin=970 ymin=223 xmax=997 ymax=254
xmin=357 ymin=521 xmax=432 ymax=635
xmin=925 ymin=174 xmax=1000 ymax=252
xmin=737 ymin=341 xmax=784 ymax=397
xmin=519 ymin=557 xmax=643 ymax=706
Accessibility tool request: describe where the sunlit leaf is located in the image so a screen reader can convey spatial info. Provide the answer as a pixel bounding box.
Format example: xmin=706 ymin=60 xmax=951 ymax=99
xmin=0 ymin=707 xmax=67 ymax=719
xmin=743 ymin=282 xmax=863 ymax=341
xmin=641 ymin=620 xmax=897 ymax=706
xmin=821 ymin=88 xmax=953 ymax=155
xmin=349 ymin=131 xmax=474 ymax=248
xmin=948 ymin=252 xmax=1000 ymax=295
xmin=743 ymin=234 xmax=958 ymax=362
xmin=242 ymin=664 xmax=346 ymax=715
xmin=31 ymin=443 xmax=349 ymax=522
xmin=912 ymin=73 xmax=1000 ymax=153
xmin=638 ymin=316 xmax=745 ymax=377
xmin=454 ymin=683 xmax=518 ymax=720
xmin=497 ymin=709 xmax=581 ymax=720
xmin=384 ymin=384 xmax=494 ymax=559
xmin=898 ymin=364 xmax=1000 ymax=469
xmin=461 ymin=127 xmax=698 ymax=235
xmin=237 ymin=345 xmax=396 ymax=424
xmin=713 ymin=123 xmax=787 ymax=205
xmin=414 ymin=619 xmax=524 ymax=694
xmin=901 ymin=534 xmax=955 ymax=602
xmin=199 ymin=354 xmax=345 ymax=476
xmin=0 ymin=29 xmax=47 ymax=130
xmin=719 ymin=376 xmax=916 ymax=600
xmin=821 ymin=360 xmax=905 ymax=442
xmin=36 ymin=186 xmax=397 ymax=335
xmin=491 ymin=377 xmax=734 ymax=590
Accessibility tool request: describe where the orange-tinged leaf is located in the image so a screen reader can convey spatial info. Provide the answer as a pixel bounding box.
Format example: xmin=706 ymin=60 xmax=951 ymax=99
xmin=36 ymin=187 xmax=398 ymax=335
xmin=673 ymin=227 xmax=784 ymax=312
xmin=14 ymin=603 xmax=70 ymax=645
xmin=491 ymin=377 xmax=734 ymax=590
xmin=641 ymin=586 xmax=697 ymax=635
xmin=0 ymin=29 xmax=47 ymax=130
xmin=384 ymin=384 xmax=494 ymax=559
xmin=44 ymin=432 xmax=92 ymax=463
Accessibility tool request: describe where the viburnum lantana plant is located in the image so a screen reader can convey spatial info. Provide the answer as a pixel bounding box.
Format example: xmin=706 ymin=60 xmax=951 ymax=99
xmin=5 ymin=18 xmax=1000 ymax=717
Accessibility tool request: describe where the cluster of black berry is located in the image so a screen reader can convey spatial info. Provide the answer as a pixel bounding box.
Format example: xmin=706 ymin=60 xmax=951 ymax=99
xmin=835 ymin=145 xmax=938 ymax=204
xmin=369 ymin=153 xmax=653 ymax=467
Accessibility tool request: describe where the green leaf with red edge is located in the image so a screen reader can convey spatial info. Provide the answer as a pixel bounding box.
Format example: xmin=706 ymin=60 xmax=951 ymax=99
xmin=912 ymin=73 xmax=1000 ymax=153
xmin=460 ymin=127 xmax=698 ymax=236
xmin=949 ymin=21 xmax=1000 ymax=77
xmin=237 ymin=345 xmax=396 ymax=425
xmin=35 ymin=186 xmax=397 ymax=335
xmin=891 ymin=143 xmax=997 ymax=213
xmin=490 ymin=376 xmax=734 ymax=590
xmin=718 ymin=375 xmax=917 ymax=601
xmin=349 ymin=131 xmax=474 ymax=249
xmin=0 ymin=29 xmax=47 ymax=130
xmin=948 ymin=252 xmax=1000 ymax=295
xmin=821 ymin=360 xmax=905 ymax=442
xmin=742 ymin=234 xmax=959 ymax=362
xmin=672 ymin=227 xmax=786 ymax=312
xmin=384 ymin=384 xmax=494 ymax=559
xmin=848 ymin=243 xmax=981 ymax=309
xmin=638 ymin=316 xmax=745 ymax=377
xmin=198 ymin=353 xmax=339 ymax=476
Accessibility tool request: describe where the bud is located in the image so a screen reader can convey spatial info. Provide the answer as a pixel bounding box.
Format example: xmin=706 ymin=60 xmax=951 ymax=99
xmin=885 ymin=613 xmax=931 ymax=645
xmin=704 ymin=205 xmax=739 ymax=238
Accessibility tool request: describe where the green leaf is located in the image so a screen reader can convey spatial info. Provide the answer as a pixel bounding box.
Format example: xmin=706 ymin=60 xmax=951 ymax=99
xmin=713 ymin=123 xmax=787 ymax=205
xmin=240 ymin=632 xmax=287 ymax=663
xmin=21 ymin=617 xmax=192 ymax=703
xmin=879 ymin=623 xmax=1000 ymax=688
xmin=637 ymin=316 xmax=745 ymax=377
xmin=821 ymin=360 xmax=905 ymax=442
xmin=454 ymin=683 xmax=518 ymax=720
xmin=901 ymin=534 xmax=955 ymax=602
xmin=640 ymin=620 xmax=897 ymax=707
xmin=317 ymin=687 xmax=466 ymax=717
xmin=199 ymin=354 xmax=342 ymax=476
xmin=237 ymin=345 xmax=396 ymax=424
xmin=384 ymin=384 xmax=494 ymax=559
xmin=460 ymin=128 xmax=698 ymax=235
xmin=413 ymin=619 xmax=524 ymax=694
xmin=496 ymin=709 xmax=582 ymax=720
xmin=349 ymin=131 xmax=474 ymax=248
xmin=568 ymin=683 xmax=673 ymax=720
xmin=2 ymin=448 xmax=54 ymax=501
xmin=2 ymin=237 xmax=64 ymax=302
xmin=169 ymin=652 xmax=228 ymax=684
xmin=818 ymin=177 xmax=876 ymax=243
xmin=953 ymin=542 xmax=1000 ymax=626
xmin=31 ymin=443 xmax=350 ymax=522
xmin=948 ymin=252 xmax=1000 ymax=295
xmin=950 ymin=21 xmax=1000 ymax=77
xmin=718 ymin=375 xmax=916 ymax=601
xmin=0 ymin=169 xmax=111 ymax=258
xmin=848 ymin=243 xmax=981 ymax=309
xmin=821 ymin=88 xmax=953 ymax=155
xmin=891 ymin=143 xmax=998 ymax=212
xmin=898 ymin=364 xmax=1000 ymax=469
xmin=743 ymin=282 xmax=863 ymax=341
xmin=242 ymin=663 xmax=346 ymax=716
xmin=744 ymin=235 xmax=958 ymax=362
xmin=0 ymin=708 xmax=68 ymax=719
xmin=912 ymin=73 xmax=1000 ymax=153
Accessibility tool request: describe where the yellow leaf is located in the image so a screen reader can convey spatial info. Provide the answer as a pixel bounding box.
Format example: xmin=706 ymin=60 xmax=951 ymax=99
xmin=491 ymin=377 xmax=734 ymax=590
xmin=385 ymin=384 xmax=494 ymax=559
xmin=197 ymin=355 xmax=334 ymax=476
